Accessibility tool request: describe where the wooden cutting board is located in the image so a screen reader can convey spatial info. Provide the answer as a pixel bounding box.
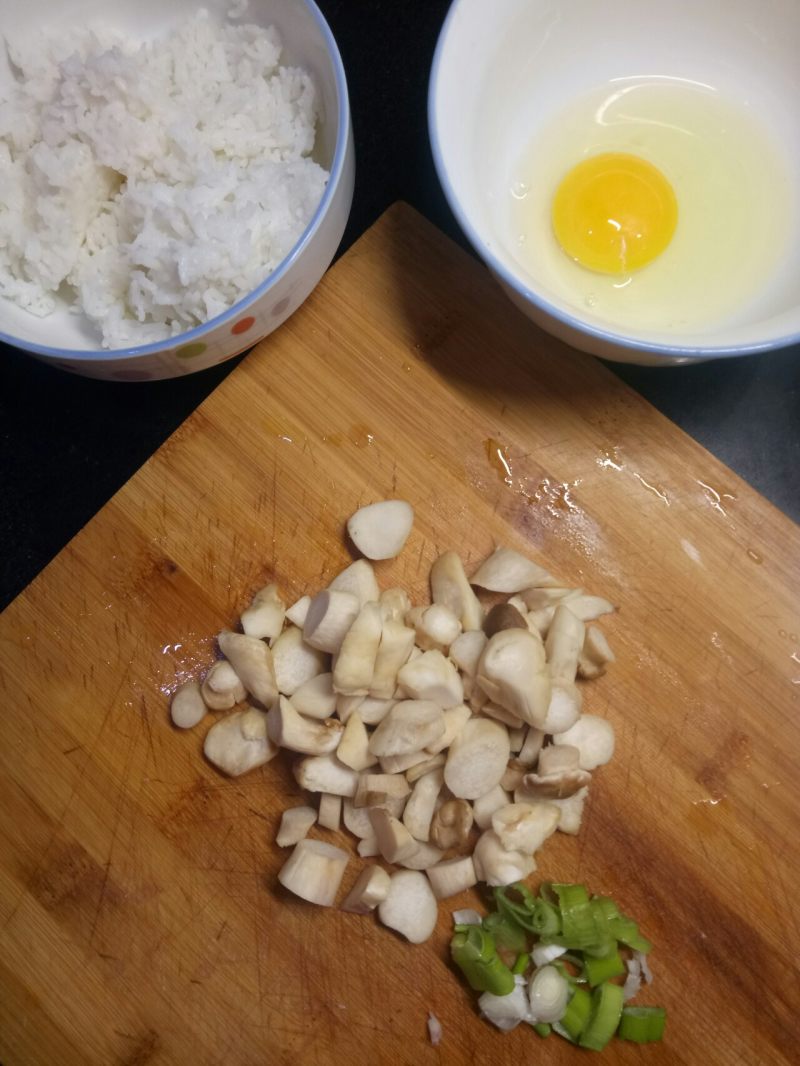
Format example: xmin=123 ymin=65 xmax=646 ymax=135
xmin=1 ymin=203 xmax=798 ymax=1066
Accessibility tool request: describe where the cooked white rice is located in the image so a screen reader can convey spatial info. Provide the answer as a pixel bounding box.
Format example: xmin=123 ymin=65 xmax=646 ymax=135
xmin=0 ymin=8 xmax=329 ymax=348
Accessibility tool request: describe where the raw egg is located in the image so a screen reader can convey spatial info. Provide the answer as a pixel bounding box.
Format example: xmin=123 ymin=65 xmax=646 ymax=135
xmin=508 ymin=77 xmax=793 ymax=334
xmin=551 ymin=153 xmax=678 ymax=274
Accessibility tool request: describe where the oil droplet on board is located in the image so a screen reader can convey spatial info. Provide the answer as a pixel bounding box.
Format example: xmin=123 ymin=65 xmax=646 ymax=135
xmin=484 ymin=438 xmax=514 ymax=486
xmin=348 ymin=424 xmax=376 ymax=448
xmin=596 ymin=447 xmax=623 ymax=471
xmin=746 ymin=548 xmax=764 ymax=564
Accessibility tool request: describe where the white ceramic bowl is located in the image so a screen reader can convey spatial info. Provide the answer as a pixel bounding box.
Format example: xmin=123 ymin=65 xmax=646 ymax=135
xmin=430 ymin=0 xmax=800 ymax=365
xmin=0 ymin=0 xmax=354 ymax=381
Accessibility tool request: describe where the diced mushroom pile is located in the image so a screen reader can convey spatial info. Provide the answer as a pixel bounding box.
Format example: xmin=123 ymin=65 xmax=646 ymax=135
xmin=170 ymin=500 xmax=617 ymax=944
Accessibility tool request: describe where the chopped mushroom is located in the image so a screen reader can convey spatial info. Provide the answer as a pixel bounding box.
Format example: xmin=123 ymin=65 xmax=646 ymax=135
xmin=408 ymin=603 xmax=462 ymax=652
xmin=378 ymin=587 xmax=411 ymax=622
xmin=426 ymin=855 xmax=477 ymax=899
xmin=367 ymin=700 xmax=445 ymax=757
xmin=272 ymin=626 xmax=328 ymax=696
xmin=170 ymin=679 xmax=207 ymax=729
xmin=278 ymin=839 xmax=349 ymax=906
xmin=317 ymin=792 xmax=342 ymax=831
xmin=483 ymin=602 xmax=528 ymax=638
xmin=425 ymin=704 xmax=471 ymax=756
xmin=303 ymin=590 xmax=361 ymax=653
xmin=341 ymin=864 xmax=391 ymax=913
xmin=217 ymin=630 xmax=278 ymax=708
xmin=347 ymin=500 xmax=414 ymax=560
xmin=563 ymin=593 xmax=615 ymax=622
xmin=553 ymin=715 xmax=615 ymax=770
xmin=476 ymin=628 xmax=551 ymax=728
xmin=545 ymin=604 xmax=585 ymax=682
xmin=368 ymin=808 xmax=420 ymax=863
xmin=336 ymin=711 xmax=378 ymax=771
xmin=449 ymin=629 xmax=488 ymax=681
xmin=378 ymin=870 xmax=438 ymax=943
xmin=444 ymin=718 xmax=510 ymax=799
xmin=491 ymin=802 xmax=560 ymax=853
xmin=369 ymin=619 xmax=416 ymax=699
xmin=430 ymin=550 xmax=484 ymax=631
xmin=402 ymin=769 xmax=444 ymax=842
xmin=290 ymin=672 xmax=337 ymax=719
xmin=332 ymin=602 xmax=383 ymax=695
xmin=397 ymin=650 xmax=464 ymax=708
xmin=241 ymin=583 xmax=286 ymax=642
xmin=342 ymin=797 xmax=374 ymax=838
xmin=472 ymin=784 xmax=512 ymax=830
xmin=203 ymin=707 xmax=278 ymax=777
xmin=521 ymin=760 xmax=591 ymax=799
xmin=472 ymin=829 xmax=535 ymax=886
xmin=293 ymin=753 xmax=359 ymax=796
xmin=201 ymin=660 xmax=247 ymax=711
xmin=276 ymin=805 xmax=317 ymax=846
xmin=285 ymin=594 xmax=311 ymax=628
xmin=266 ymin=696 xmax=343 ymax=755
xmin=471 ymin=546 xmax=556 ymax=593
xmin=328 ymin=558 xmax=380 ymax=606
xmin=396 ymin=841 xmax=444 ymax=870
xmin=379 ymin=750 xmax=432 ymax=775
xmin=541 ymin=680 xmax=582 ymax=735
xmin=430 ymin=798 xmax=474 ymax=850
xmin=405 ymin=753 xmax=447 ymax=783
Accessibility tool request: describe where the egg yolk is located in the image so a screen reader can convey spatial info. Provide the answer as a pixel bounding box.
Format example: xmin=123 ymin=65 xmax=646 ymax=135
xmin=552 ymin=153 xmax=678 ymax=274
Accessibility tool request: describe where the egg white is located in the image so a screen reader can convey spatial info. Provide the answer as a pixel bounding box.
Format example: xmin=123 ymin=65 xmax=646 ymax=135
xmin=507 ymin=77 xmax=794 ymax=335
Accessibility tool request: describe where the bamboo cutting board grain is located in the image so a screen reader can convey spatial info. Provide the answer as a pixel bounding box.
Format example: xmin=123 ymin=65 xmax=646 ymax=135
xmin=1 ymin=203 xmax=798 ymax=1066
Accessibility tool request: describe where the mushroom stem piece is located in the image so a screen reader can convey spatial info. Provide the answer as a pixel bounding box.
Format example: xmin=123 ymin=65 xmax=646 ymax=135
xmin=277 ymin=839 xmax=349 ymax=907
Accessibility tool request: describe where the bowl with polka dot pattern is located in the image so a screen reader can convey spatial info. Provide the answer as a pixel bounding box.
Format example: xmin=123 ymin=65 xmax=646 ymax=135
xmin=0 ymin=0 xmax=354 ymax=381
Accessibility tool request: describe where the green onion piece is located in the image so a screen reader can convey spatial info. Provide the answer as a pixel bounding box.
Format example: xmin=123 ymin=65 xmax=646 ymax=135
xmin=450 ymin=927 xmax=516 ymax=996
xmin=539 ymin=882 xmax=558 ymax=905
xmin=609 ymin=916 xmax=654 ymax=954
xmin=530 ymin=899 xmax=561 ymax=936
xmin=482 ymin=911 xmax=528 ymax=953
xmin=582 ymin=937 xmax=617 ymax=959
xmin=533 ymin=1022 xmax=551 ymax=1038
xmin=591 ymin=895 xmax=621 ymax=922
xmin=493 ymin=884 xmax=542 ymax=932
xmin=583 ymin=949 xmax=626 ymax=987
xmin=618 ymin=1006 xmax=667 ymax=1043
xmin=559 ymin=900 xmax=603 ymax=949
xmin=558 ymin=986 xmax=592 ymax=1041
xmin=512 ymin=952 xmax=530 ymax=975
xmin=579 ymin=982 xmax=625 ymax=1051
xmin=552 ymin=882 xmax=590 ymax=909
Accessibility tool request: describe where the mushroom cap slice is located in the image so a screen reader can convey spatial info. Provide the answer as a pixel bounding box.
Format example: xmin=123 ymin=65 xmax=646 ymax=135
xmin=378 ymin=870 xmax=438 ymax=943
xmin=471 ymin=547 xmax=556 ymax=593
xmin=368 ymin=700 xmax=446 ymax=757
xmin=347 ymin=500 xmax=414 ymax=561
xmin=444 ymin=717 xmax=511 ymax=799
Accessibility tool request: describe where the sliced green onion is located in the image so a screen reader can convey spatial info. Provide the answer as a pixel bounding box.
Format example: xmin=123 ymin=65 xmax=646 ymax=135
xmin=512 ymin=952 xmax=530 ymax=975
xmin=609 ymin=916 xmax=654 ymax=954
xmin=530 ymin=899 xmax=561 ymax=936
xmin=583 ymin=949 xmax=626 ymax=987
xmin=591 ymin=895 xmax=621 ymax=922
xmin=618 ymin=1005 xmax=667 ymax=1043
xmin=450 ymin=926 xmax=516 ymax=996
xmin=558 ymin=985 xmax=592 ymax=1041
xmin=579 ymin=982 xmax=625 ymax=1051
xmin=482 ymin=911 xmax=528 ymax=953
xmin=552 ymin=882 xmax=590 ymax=909
xmin=533 ymin=1023 xmax=551 ymax=1038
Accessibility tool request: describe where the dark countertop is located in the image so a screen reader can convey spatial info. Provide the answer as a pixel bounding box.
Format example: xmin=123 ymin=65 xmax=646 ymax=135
xmin=1 ymin=0 xmax=798 ymax=611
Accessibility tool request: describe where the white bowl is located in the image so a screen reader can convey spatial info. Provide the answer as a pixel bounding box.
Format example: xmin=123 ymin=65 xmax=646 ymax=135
xmin=0 ymin=0 xmax=354 ymax=381
xmin=430 ymin=0 xmax=800 ymax=365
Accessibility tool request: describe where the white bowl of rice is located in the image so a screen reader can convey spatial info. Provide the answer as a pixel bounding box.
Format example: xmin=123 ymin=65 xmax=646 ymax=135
xmin=0 ymin=0 xmax=354 ymax=380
